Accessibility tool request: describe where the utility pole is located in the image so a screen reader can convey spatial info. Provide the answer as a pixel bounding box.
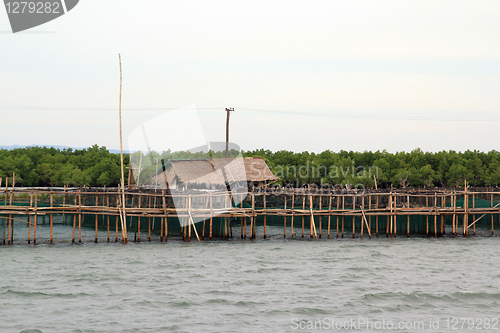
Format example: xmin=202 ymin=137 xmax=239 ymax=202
xmin=225 ymin=107 xmax=234 ymax=158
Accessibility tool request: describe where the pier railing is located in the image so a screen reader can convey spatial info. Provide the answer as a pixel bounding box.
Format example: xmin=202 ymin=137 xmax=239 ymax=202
xmin=1 ymin=187 xmax=499 ymax=244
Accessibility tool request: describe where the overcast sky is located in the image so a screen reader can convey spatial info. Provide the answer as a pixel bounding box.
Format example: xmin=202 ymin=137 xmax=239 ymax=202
xmin=1 ymin=0 xmax=499 ymax=153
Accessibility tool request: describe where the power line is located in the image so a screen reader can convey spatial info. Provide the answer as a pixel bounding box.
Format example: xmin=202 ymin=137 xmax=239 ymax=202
xmin=1 ymin=105 xmax=499 ymax=122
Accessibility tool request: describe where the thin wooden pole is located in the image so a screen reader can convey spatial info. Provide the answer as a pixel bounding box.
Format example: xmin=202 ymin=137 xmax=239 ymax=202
xmin=50 ymin=192 xmax=53 ymax=244
xmin=472 ymin=193 xmax=476 ymax=235
xmin=28 ymin=192 xmax=32 ymax=244
xmin=251 ymin=193 xmax=255 ymax=239
xmin=318 ymin=195 xmax=322 ymax=238
xmin=311 ymin=195 xmax=314 ymax=239
xmin=33 ymin=192 xmax=37 ymax=245
xmin=263 ymin=193 xmax=267 ymax=239
xmin=283 ymin=194 xmax=287 ymax=238
xmin=352 ymin=196 xmax=356 ymax=239
xmin=291 ymin=193 xmax=294 ymax=238
xmin=210 ymin=193 xmax=213 ymax=240
xmin=491 ymin=193 xmax=494 ymax=236
xmin=375 ymin=195 xmax=379 ymax=238
xmin=162 ymin=191 xmax=167 ymax=242
xmin=407 ymin=195 xmax=410 ymax=237
xmin=336 ymin=196 xmax=340 ymax=238
xmin=72 ymin=194 xmax=76 ymax=243
xmin=95 ymin=196 xmax=99 ymax=243
xmin=360 ymin=196 xmax=364 ymax=239
xmin=78 ymin=190 xmax=82 ymax=243
xmin=328 ymin=194 xmax=332 ymax=239
xmin=452 ymin=193 xmax=456 ymax=237
xmin=118 ymin=54 xmax=127 ymax=244
xmin=137 ymin=194 xmax=141 ymax=242
xmin=393 ymin=195 xmax=397 ymax=237
xmin=434 ymin=193 xmax=437 ymax=238
xmin=302 ymin=195 xmax=305 ymax=238
xmin=426 ymin=196 xmax=429 ymax=236
xmin=368 ymin=195 xmax=372 ymax=238
xmin=464 ymin=182 xmax=468 ymax=237
xmin=342 ymin=195 xmax=345 ymax=238
xmin=107 ymin=195 xmax=110 ymax=242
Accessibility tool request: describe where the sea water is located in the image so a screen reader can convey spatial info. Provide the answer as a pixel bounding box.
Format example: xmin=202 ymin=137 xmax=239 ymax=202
xmin=1 ymin=227 xmax=500 ymax=332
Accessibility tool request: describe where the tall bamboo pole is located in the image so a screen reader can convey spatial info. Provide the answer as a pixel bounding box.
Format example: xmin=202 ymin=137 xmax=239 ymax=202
xmin=118 ymin=54 xmax=127 ymax=243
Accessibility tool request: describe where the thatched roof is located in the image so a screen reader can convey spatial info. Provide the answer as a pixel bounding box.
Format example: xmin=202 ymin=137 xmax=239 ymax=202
xmin=242 ymin=157 xmax=279 ymax=182
xmin=151 ymin=157 xmax=278 ymax=187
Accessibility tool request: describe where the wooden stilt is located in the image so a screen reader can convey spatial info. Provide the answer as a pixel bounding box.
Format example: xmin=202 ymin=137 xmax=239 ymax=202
xmin=352 ymin=196 xmax=356 ymax=239
xmin=78 ymin=190 xmax=82 ymax=243
xmin=472 ymin=193 xmax=476 ymax=236
xmin=393 ymin=195 xmax=397 ymax=238
xmin=50 ymin=192 xmax=53 ymax=244
xmin=302 ymin=195 xmax=305 ymax=238
xmin=318 ymin=195 xmax=322 ymax=239
xmin=28 ymin=192 xmax=32 ymax=244
xmin=33 ymin=192 xmax=37 ymax=245
xmin=291 ymin=193 xmax=295 ymax=238
xmin=426 ymin=196 xmax=429 ymax=236
xmin=491 ymin=193 xmax=494 ymax=236
xmin=107 ymin=195 xmax=110 ymax=243
xmin=263 ymin=194 xmax=267 ymax=239
xmin=368 ymin=195 xmax=372 ymax=238
xmin=95 ymin=196 xmax=99 ymax=243
xmin=210 ymin=193 xmax=214 ymax=240
xmin=336 ymin=196 xmax=340 ymax=238
xmin=327 ymin=195 xmax=332 ymax=239
xmin=375 ymin=195 xmax=379 ymax=238
xmin=283 ymin=194 xmax=287 ymax=238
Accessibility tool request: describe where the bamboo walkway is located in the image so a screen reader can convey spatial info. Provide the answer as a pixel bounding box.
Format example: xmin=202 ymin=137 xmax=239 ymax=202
xmin=1 ymin=186 xmax=500 ymax=244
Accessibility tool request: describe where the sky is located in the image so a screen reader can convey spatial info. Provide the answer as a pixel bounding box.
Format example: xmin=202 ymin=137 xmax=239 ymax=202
xmin=1 ymin=0 xmax=500 ymax=153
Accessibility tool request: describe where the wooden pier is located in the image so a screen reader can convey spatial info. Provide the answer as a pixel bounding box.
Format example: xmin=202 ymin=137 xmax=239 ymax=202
xmin=1 ymin=186 xmax=500 ymax=244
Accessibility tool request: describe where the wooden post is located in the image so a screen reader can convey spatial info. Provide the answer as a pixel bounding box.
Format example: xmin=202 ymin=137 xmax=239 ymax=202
xmin=352 ymin=196 xmax=356 ymax=239
xmin=472 ymin=193 xmax=476 ymax=236
xmin=137 ymin=194 xmax=141 ymax=242
xmin=78 ymin=190 xmax=82 ymax=243
xmin=328 ymin=194 xmax=332 ymax=239
xmin=464 ymin=182 xmax=468 ymax=237
xmin=50 ymin=192 xmax=53 ymax=244
xmin=311 ymin=195 xmax=314 ymax=239
xmin=263 ymin=193 xmax=267 ymax=239
xmin=368 ymin=195 xmax=372 ymax=238
xmin=251 ymin=193 xmax=255 ymax=239
xmin=341 ymin=195 xmax=345 ymax=238
xmin=434 ymin=193 xmax=438 ymax=238
xmin=318 ymin=195 xmax=322 ymax=238
xmin=95 ymin=195 xmax=99 ymax=243
xmin=360 ymin=196 xmax=364 ymax=239
xmin=33 ymin=192 xmax=38 ymax=245
xmin=118 ymin=54 xmax=128 ymax=244
xmin=291 ymin=193 xmax=294 ymax=238
xmin=426 ymin=196 xmax=429 ymax=236
xmin=210 ymin=193 xmax=213 ymax=240
xmin=72 ymin=194 xmax=76 ymax=243
xmin=491 ymin=193 xmax=494 ymax=236
xmin=375 ymin=195 xmax=379 ymax=238
xmin=452 ymin=193 xmax=456 ymax=237
xmin=441 ymin=195 xmax=445 ymax=235
xmin=107 ymin=195 xmax=111 ymax=242
xmin=283 ymin=194 xmax=287 ymax=238
xmin=309 ymin=194 xmax=318 ymax=239
xmin=336 ymin=196 xmax=340 ymax=238
xmin=393 ymin=195 xmax=397 ymax=237
xmin=407 ymin=195 xmax=410 ymax=237
xmin=387 ymin=194 xmax=391 ymax=237
xmin=162 ymin=191 xmax=167 ymax=242
xmin=302 ymin=195 xmax=305 ymax=238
